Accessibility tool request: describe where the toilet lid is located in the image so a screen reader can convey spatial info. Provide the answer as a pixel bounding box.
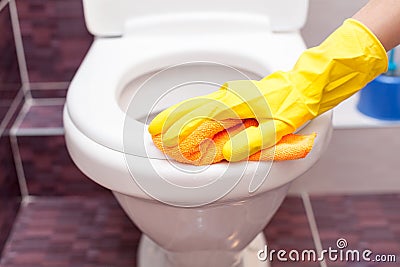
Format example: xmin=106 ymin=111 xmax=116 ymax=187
xmin=82 ymin=0 xmax=308 ymax=36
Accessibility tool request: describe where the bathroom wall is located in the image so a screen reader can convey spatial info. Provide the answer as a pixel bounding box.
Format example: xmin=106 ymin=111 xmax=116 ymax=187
xmin=1 ymin=0 xmax=97 ymax=253
xmin=293 ymin=1 xmax=400 ymax=195
xmin=301 ymin=0 xmax=368 ymax=47
xmin=15 ymin=0 xmax=92 ymax=96
xmin=4 ymin=0 xmax=108 ymax=198
xmin=0 ymin=0 xmax=24 ymax=252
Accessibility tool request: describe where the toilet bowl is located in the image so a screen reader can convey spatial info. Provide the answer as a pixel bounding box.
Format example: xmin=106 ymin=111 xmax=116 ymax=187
xmin=64 ymin=0 xmax=333 ymax=266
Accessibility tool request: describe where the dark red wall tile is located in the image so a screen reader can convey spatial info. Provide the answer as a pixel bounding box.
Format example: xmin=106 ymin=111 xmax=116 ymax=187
xmin=30 ymin=88 xmax=67 ymax=98
xmin=17 ymin=135 xmax=110 ymax=197
xmin=0 ymin=3 xmax=23 ymax=253
xmin=0 ymin=4 xmax=22 ymax=110
xmin=19 ymin=103 xmax=64 ymax=129
xmin=16 ymin=0 xmax=93 ymax=83
xmin=0 ymin=135 xmax=21 ymax=252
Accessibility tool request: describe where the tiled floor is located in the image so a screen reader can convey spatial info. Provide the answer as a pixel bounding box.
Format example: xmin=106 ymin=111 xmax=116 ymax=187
xmin=264 ymin=196 xmax=319 ymax=267
xmin=0 ymin=196 xmax=140 ymax=267
xmin=312 ymin=195 xmax=400 ymax=267
xmin=1 ymin=194 xmax=400 ymax=267
xmin=0 ymin=196 xmax=313 ymax=267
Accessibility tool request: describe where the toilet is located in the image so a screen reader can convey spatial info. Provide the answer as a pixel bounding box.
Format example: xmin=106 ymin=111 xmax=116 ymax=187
xmin=64 ymin=0 xmax=333 ymax=266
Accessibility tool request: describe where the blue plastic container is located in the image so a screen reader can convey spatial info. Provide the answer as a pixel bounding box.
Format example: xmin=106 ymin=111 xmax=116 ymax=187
xmin=357 ymin=75 xmax=400 ymax=120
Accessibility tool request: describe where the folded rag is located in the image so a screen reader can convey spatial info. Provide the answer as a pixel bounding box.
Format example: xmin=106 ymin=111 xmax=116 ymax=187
xmin=151 ymin=118 xmax=316 ymax=166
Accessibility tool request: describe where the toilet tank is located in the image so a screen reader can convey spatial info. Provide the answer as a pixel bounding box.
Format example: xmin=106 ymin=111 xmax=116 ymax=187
xmin=82 ymin=0 xmax=308 ymax=36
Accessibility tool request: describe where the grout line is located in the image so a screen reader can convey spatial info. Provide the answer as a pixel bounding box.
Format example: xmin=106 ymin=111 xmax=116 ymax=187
xmin=21 ymin=195 xmax=38 ymax=205
xmin=9 ymin=101 xmax=32 ymax=198
xmin=8 ymin=97 xmax=65 ymax=137
xmin=0 ymin=0 xmax=8 ymax=13
xmin=302 ymin=192 xmax=328 ymax=267
xmin=30 ymin=82 xmax=70 ymax=90
xmin=13 ymin=97 xmax=32 ymax=127
xmin=9 ymin=98 xmax=31 ymax=137
xmin=0 ymin=89 xmax=24 ymax=138
xmin=0 ymin=194 xmax=40 ymax=261
xmin=22 ymin=82 xmax=32 ymax=101
xmin=10 ymin=134 xmax=29 ymax=198
xmin=0 ymin=195 xmax=51 ymax=261
xmin=9 ymin=0 xmax=32 ymax=100
xmin=16 ymin=127 xmax=65 ymax=137
xmin=0 ymin=196 xmax=25 ymax=262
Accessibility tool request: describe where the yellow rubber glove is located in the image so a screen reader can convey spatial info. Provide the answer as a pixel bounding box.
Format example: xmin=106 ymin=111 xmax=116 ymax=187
xmin=149 ymin=19 xmax=388 ymax=162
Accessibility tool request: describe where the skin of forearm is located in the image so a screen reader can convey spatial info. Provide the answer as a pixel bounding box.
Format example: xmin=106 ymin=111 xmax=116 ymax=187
xmin=352 ymin=0 xmax=400 ymax=51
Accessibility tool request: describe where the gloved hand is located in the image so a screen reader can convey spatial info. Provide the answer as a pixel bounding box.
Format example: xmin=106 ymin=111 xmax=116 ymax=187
xmin=149 ymin=19 xmax=387 ymax=162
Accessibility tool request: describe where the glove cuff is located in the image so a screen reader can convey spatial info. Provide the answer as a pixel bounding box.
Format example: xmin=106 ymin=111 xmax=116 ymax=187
xmin=287 ymin=17 xmax=389 ymax=119
xmin=344 ymin=18 xmax=388 ymax=73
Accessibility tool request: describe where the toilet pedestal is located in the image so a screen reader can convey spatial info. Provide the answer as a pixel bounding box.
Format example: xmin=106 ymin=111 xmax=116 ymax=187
xmin=137 ymin=233 xmax=270 ymax=267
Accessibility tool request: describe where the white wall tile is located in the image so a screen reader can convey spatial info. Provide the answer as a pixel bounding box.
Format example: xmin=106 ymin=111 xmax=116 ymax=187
xmin=289 ymin=127 xmax=400 ymax=195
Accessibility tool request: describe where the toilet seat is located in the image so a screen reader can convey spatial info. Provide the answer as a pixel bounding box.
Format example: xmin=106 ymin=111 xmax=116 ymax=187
xmin=66 ymin=32 xmax=307 ymax=158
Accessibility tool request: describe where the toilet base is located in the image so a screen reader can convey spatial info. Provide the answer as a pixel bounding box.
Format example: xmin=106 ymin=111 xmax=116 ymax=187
xmin=137 ymin=233 xmax=270 ymax=267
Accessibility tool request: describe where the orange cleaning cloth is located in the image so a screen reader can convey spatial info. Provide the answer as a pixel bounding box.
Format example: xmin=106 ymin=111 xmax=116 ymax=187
xmin=152 ymin=119 xmax=316 ymax=166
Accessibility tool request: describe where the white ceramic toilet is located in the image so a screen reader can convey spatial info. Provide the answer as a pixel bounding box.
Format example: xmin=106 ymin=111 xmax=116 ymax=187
xmin=64 ymin=0 xmax=333 ymax=266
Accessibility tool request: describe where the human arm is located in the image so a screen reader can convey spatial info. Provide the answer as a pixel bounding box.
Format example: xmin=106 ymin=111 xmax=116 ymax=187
xmin=353 ymin=0 xmax=400 ymax=51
